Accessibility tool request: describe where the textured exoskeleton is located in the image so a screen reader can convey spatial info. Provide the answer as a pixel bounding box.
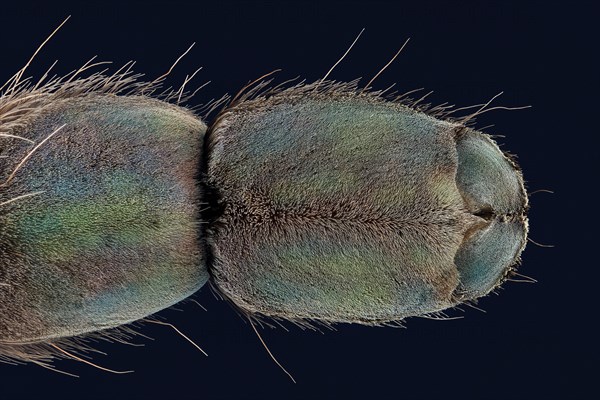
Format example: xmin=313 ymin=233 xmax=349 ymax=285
xmin=206 ymin=82 xmax=528 ymax=325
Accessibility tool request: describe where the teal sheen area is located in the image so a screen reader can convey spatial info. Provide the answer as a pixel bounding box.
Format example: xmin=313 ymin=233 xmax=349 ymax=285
xmin=224 ymin=227 xmax=457 ymax=323
xmin=455 ymin=219 xmax=527 ymax=298
xmin=0 ymin=95 xmax=208 ymax=342
xmin=211 ymin=99 xmax=463 ymax=213
xmin=456 ymin=128 xmax=527 ymax=215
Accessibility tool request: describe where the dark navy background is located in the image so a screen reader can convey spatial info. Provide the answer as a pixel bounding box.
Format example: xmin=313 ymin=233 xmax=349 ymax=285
xmin=0 ymin=1 xmax=593 ymax=399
